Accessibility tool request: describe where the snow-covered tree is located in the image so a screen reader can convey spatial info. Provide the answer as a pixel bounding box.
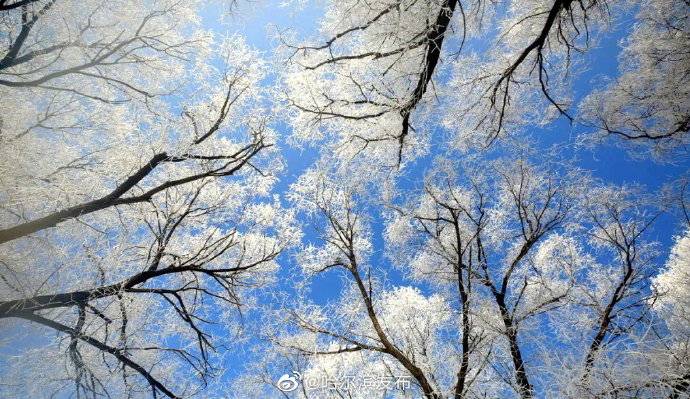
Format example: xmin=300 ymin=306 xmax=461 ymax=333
xmin=0 ymin=2 xmax=299 ymax=397
xmin=650 ymin=230 xmax=690 ymax=397
xmin=242 ymin=156 xmax=680 ymax=399
xmin=580 ymin=0 xmax=690 ymax=155
xmin=283 ymin=0 xmax=688 ymax=163
xmin=282 ymin=0 xmax=461 ymax=166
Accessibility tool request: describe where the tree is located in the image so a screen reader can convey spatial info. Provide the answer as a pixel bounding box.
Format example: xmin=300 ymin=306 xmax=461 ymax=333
xmin=241 ymin=156 xmax=680 ymax=399
xmin=283 ymin=0 xmax=688 ymax=163
xmin=385 ymin=158 xmax=583 ymax=398
xmin=0 ymin=0 xmax=205 ymax=97
xmin=0 ymin=2 xmax=298 ymax=395
xmin=650 ymin=214 xmax=690 ymax=398
xmin=580 ymin=0 xmax=690 ymax=154
xmin=282 ymin=0 xmax=462 ymax=166
xmin=0 ymin=0 xmax=213 ymax=242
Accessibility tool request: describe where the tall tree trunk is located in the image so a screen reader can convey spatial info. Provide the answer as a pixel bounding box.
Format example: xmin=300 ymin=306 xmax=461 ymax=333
xmin=495 ymin=293 xmax=533 ymax=398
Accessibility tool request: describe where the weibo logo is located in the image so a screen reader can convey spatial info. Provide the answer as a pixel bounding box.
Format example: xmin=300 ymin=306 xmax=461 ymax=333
xmin=276 ymin=371 xmax=301 ymax=392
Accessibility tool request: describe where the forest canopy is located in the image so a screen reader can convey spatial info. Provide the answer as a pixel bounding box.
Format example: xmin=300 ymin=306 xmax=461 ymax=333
xmin=0 ymin=0 xmax=689 ymax=398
